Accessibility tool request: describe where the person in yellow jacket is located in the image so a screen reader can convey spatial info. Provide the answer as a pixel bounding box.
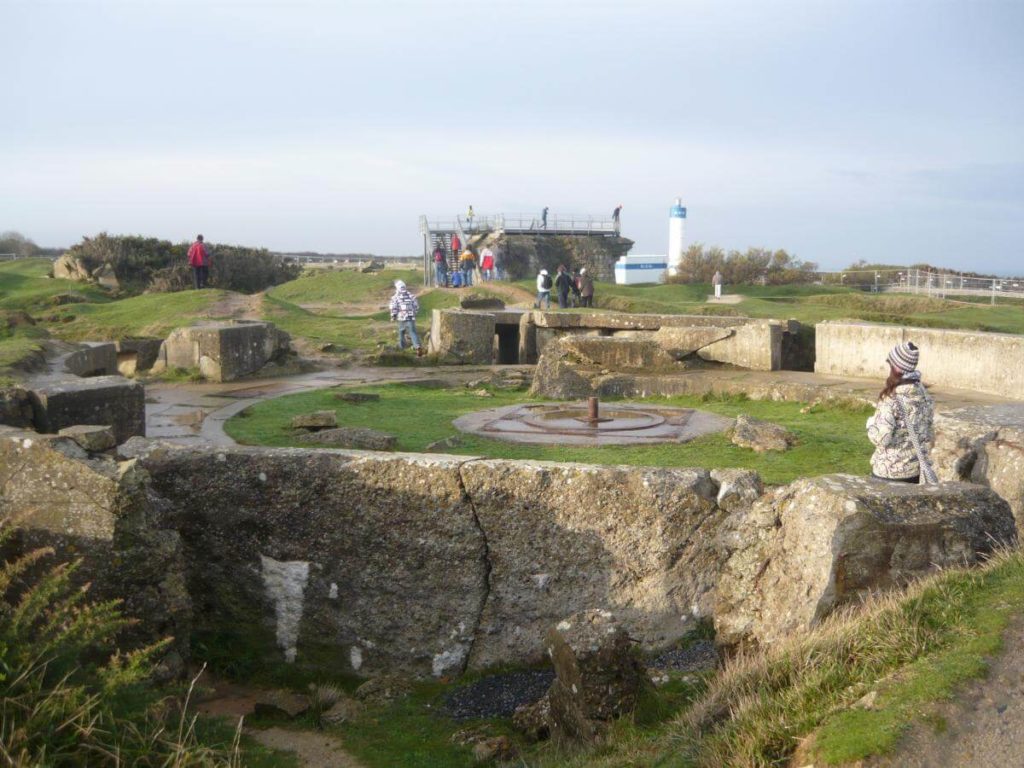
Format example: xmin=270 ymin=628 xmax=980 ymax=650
xmin=459 ymin=249 xmax=476 ymax=287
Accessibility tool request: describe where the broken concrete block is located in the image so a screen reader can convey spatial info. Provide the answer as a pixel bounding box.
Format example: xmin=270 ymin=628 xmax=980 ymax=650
xmin=714 ymin=475 xmax=1017 ymax=651
xmin=153 ymin=321 xmax=291 ymax=382
xmin=28 ymin=376 xmax=145 ymax=444
xmin=58 ymin=424 xmax=117 ymax=452
xmin=296 ymin=426 xmax=397 ymax=450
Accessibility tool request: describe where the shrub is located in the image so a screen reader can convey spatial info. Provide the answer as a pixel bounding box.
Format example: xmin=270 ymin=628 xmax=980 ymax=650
xmin=61 ymin=233 xmax=301 ymax=295
xmin=0 ymin=523 xmax=238 ymax=765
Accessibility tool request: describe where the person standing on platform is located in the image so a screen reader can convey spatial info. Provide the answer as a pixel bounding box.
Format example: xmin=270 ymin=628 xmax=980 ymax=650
xmin=578 ymin=267 xmax=594 ymax=307
xmin=188 ymin=234 xmax=209 ymax=289
xmin=450 ymin=232 xmax=461 ymax=256
xmin=612 ymin=204 xmax=622 ymax=234
xmin=466 ymin=205 xmax=475 ymax=230
xmin=712 ymin=269 xmax=723 ymax=299
xmin=541 ymin=206 xmax=549 ymax=229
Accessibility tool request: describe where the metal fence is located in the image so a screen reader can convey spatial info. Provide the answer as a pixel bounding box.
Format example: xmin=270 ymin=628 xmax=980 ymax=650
xmin=817 ymin=268 xmax=1024 ymax=302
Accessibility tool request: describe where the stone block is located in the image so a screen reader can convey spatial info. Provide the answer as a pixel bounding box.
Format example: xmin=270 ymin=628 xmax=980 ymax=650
xmin=459 ymin=459 xmax=724 ymax=668
xmin=933 ymin=404 xmax=1024 ymax=536
xmin=58 ymin=424 xmax=117 ymax=452
xmin=153 ymin=321 xmax=290 ymax=382
xmin=714 ymin=474 xmax=1017 ymax=650
xmin=28 ymin=376 xmax=145 ymax=444
xmin=61 ymin=342 xmax=118 ymax=377
xmin=0 ymin=386 xmax=33 ymax=428
xmin=116 ymin=338 xmax=163 ymax=376
xmin=430 ymin=309 xmax=495 ymax=364
xmin=291 ymin=411 xmax=337 ymax=430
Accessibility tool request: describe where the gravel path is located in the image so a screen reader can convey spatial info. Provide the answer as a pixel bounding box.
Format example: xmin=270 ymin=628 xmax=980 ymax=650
xmin=442 ymin=669 xmax=555 ymax=720
xmin=872 ymin=615 xmax=1024 ymax=768
xmin=649 ymin=640 xmax=719 ymax=673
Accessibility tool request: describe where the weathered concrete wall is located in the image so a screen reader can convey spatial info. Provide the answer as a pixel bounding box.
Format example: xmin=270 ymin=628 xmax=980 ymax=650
xmin=28 ymin=376 xmax=145 ymax=444
xmin=815 ymin=321 xmax=1024 ymax=399
xmin=695 ymin=321 xmax=784 ymax=371
xmin=152 ymin=321 xmax=290 ymax=382
xmin=127 ymin=442 xmax=737 ymax=677
xmin=3 ymin=432 xmax=1017 ymax=680
xmin=0 ymin=428 xmax=190 ymax=672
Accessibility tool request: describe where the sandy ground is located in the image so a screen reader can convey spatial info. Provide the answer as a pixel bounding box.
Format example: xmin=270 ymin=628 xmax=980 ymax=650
xmin=195 ymin=677 xmax=366 ymax=768
xmin=870 ymin=615 xmax=1024 ymax=768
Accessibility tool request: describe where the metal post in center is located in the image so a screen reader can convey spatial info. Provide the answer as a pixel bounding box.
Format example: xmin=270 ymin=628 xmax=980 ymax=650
xmin=588 ymin=396 xmax=599 ymax=423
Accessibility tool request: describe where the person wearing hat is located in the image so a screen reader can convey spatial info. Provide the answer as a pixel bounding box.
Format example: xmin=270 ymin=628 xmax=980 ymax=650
xmin=535 ymin=268 xmax=552 ymax=309
xmin=866 ymin=341 xmax=936 ymax=483
xmin=389 ymin=279 xmax=425 ymax=356
xmin=578 ymin=267 xmax=594 ymax=307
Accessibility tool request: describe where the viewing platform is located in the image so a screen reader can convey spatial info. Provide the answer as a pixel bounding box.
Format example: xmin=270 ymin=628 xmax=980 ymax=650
xmin=419 ymin=212 xmax=620 ymax=238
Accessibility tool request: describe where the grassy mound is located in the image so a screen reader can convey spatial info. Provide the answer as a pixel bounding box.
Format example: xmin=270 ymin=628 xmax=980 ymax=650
xmin=0 ymin=257 xmax=106 ymax=312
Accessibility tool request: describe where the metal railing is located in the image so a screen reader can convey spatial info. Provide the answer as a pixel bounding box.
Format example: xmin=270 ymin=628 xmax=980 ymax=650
xmin=420 ymin=212 xmax=619 ymax=236
xmin=818 ymin=268 xmax=1023 ymax=303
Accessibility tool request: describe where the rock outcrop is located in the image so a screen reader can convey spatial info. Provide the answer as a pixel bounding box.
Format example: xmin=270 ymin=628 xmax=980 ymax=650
xmin=714 ymin=475 xmax=1017 ymax=651
xmin=544 ymin=610 xmax=647 ymax=743
xmin=729 ymin=415 xmax=795 ymax=452
xmin=933 ymin=404 xmax=1024 ymax=536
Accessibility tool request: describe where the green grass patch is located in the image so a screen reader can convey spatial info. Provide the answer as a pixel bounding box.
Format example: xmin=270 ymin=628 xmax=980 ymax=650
xmin=225 ymin=383 xmax=873 ymax=485
xmin=0 ymin=257 xmax=107 ymax=311
xmin=47 ymin=289 xmax=230 ymax=341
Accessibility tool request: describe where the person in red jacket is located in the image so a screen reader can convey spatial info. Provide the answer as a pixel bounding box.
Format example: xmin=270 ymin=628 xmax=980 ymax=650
xmin=187 ymin=234 xmax=209 ymax=289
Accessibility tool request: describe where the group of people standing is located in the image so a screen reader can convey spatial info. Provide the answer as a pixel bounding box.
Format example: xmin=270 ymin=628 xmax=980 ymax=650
xmin=535 ymin=264 xmax=594 ymax=309
xmin=432 ymin=238 xmax=498 ymax=288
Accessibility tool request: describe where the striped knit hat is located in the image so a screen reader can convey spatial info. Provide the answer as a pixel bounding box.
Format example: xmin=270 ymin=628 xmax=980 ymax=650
xmin=887 ymin=341 xmax=919 ymax=373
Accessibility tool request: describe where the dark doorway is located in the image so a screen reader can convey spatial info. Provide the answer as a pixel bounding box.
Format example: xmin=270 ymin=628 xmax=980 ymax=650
xmin=495 ymin=324 xmax=520 ymax=364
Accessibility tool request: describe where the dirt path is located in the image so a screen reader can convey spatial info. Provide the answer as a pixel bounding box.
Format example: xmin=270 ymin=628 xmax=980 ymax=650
xmin=195 ymin=677 xmax=366 ymax=768
xmin=870 ymin=615 xmax=1024 ymax=768
xmin=204 ymin=291 xmax=264 ymax=321
xmin=247 ymin=727 xmax=365 ymax=768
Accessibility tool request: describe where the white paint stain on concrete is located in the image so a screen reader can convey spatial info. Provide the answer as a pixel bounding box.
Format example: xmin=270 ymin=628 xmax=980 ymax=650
xmin=432 ymin=644 xmax=468 ymax=677
xmin=350 ymin=645 xmax=363 ymax=671
xmin=259 ymin=555 xmax=310 ymax=664
xmin=328 ymin=582 xmax=338 ymax=599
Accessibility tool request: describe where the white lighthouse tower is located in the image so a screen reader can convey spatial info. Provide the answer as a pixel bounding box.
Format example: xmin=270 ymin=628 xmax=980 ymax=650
xmin=667 ymin=198 xmax=687 ymax=277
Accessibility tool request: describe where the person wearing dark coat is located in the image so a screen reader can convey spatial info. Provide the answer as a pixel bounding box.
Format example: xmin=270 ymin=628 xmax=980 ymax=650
xmin=554 ymin=265 xmax=579 ymax=309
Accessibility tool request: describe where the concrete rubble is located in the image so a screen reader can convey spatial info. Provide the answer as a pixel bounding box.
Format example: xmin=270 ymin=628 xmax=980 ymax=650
xmin=714 ymin=474 xmax=1017 ymax=651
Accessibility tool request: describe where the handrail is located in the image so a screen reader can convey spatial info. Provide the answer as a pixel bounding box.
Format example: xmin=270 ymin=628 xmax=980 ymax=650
xmin=420 ymin=212 xmax=619 ymax=235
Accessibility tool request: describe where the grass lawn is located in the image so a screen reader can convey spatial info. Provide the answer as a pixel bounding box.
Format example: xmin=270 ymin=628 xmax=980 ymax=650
xmin=47 ymin=289 xmax=231 ymax=341
xmin=0 ymin=257 xmax=106 ymax=311
xmin=224 ymin=383 xmax=873 ymax=485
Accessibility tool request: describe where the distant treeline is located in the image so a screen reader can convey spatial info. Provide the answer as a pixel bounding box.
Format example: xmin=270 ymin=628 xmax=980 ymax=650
xmin=0 ymin=231 xmax=61 ymax=258
xmin=667 ymin=244 xmax=818 ymax=285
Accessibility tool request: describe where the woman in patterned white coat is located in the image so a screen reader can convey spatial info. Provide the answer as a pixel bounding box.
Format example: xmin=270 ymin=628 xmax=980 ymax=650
xmin=866 ymin=341 xmax=935 ymax=483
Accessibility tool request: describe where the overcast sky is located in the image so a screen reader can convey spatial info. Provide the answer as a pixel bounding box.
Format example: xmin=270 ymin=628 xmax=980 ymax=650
xmin=3 ymin=0 xmax=1022 ymax=272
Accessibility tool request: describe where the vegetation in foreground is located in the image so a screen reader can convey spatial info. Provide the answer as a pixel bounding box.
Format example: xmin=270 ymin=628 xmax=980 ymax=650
xmin=190 ymin=544 xmax=1024 ymax=768
xmin=0 ymin=524 xmax=291 ymax=767
xmin=224 ymin=383 xmax=874 ymax=485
